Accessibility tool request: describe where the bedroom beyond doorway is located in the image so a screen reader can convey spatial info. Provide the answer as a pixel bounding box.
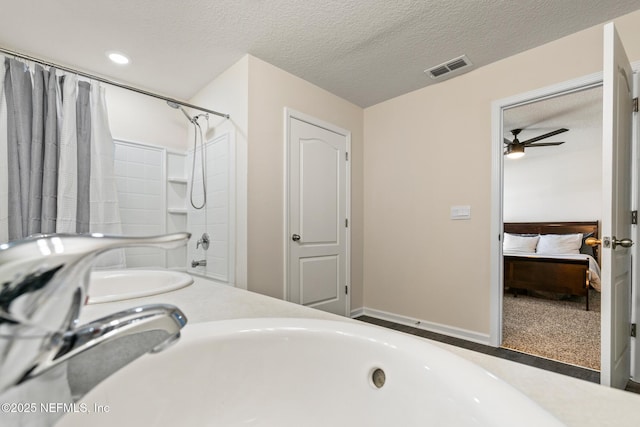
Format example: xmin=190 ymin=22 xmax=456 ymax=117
xmin=501 ymin=85 xmax=603 ymax=371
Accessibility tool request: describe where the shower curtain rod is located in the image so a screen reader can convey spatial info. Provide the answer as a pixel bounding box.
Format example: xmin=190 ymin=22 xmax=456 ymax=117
xmin=0 ymin=46 xmax=230 ymax=119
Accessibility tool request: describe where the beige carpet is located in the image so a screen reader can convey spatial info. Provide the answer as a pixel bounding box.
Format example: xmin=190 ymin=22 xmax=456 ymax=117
xmin=502 ymin=289 xmax=601 ymax=370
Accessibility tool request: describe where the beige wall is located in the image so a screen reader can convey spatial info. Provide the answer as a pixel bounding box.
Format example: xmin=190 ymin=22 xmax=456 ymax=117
xmin=247 ymin=56 xmax=364 ymax=306
xmin=106 ymin=85 xmax=187 ymax=151
xmin=362 ymin=10 xmax=640 ymax=334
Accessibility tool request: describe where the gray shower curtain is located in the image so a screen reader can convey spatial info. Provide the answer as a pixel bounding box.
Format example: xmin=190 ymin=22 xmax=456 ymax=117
xmin=1 ymin=55 xmax=125 ymax=268
xmin=3 ymin=58 xmax=91 ymax=240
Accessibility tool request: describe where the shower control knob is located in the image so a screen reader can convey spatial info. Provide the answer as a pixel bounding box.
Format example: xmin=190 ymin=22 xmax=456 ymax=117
xmin=291 ymin=234 xmax=301 ymax=242
xmin=196 ymin=233 xmax=210 ymax=250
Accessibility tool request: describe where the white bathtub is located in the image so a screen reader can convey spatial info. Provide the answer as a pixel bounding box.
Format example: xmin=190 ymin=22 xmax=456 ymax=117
xmin=87 ymin=269 xmax=193 ymax=304
xmin=58 ymin=318 xmax=564 ymax=426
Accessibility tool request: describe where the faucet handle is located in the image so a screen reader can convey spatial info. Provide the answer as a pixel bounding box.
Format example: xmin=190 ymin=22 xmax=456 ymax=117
xmin=196 ymin=232 xmax=210 ymax=250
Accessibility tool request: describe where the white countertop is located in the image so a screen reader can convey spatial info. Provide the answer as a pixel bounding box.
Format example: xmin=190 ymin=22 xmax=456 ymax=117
xmin=81 ymin=276 xmax=640 ymax=427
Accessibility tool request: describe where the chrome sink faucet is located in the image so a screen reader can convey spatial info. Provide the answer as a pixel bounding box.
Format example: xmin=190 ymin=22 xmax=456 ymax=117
xmin=0 ymin=232 xmax=190 ymax=424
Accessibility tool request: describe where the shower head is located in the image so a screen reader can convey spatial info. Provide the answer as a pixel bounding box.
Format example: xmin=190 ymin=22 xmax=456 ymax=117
xmin=167 ymin=100 xmax=195 ymax=123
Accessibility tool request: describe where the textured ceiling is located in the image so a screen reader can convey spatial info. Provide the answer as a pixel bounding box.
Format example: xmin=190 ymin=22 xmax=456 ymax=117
xmin=0 ymin=1 xmax=638 ymax=107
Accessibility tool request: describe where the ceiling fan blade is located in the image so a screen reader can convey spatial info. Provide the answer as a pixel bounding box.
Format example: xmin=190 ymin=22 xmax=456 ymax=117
xmin=520 ymin=128 xmax=568 ymax=144
xmin=504 ymin=138 xmax=512 ymax=145
xmin=525 ymin=141 xmax=565 ymax=147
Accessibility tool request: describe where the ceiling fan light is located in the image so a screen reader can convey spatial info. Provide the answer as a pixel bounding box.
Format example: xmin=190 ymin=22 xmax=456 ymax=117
xmin=505 ymin=144 xmax=525 ymax=159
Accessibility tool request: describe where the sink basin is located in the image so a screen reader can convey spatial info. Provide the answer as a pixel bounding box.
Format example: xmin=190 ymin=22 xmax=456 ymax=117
xmin=87 ymin=269 xmax=193 ymax=304
xmin=57 ymin=318 xmax=563 ymax=426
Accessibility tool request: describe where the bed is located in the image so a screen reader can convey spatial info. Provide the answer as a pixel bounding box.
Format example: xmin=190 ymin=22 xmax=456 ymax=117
xmin=503 ymin=221 xmax=601 ymax=311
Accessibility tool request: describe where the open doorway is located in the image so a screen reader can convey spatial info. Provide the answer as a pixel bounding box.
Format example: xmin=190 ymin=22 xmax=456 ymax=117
xmin=500 ymin=85 xmax=603 ymax=370
xmin=491 ymin=23 xmax=637 ymax=388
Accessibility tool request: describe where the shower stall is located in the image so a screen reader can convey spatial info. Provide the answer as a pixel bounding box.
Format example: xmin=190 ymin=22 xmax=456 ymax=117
xmin=185 ymin=131 xmax=235 ymax=283
xmin=0 ymin=46 xmax=235 ymax=284
xmin=113 ymin=128 xmax=235 ymax=286
xmin=165 ymin=101 xmax=236 ymax=284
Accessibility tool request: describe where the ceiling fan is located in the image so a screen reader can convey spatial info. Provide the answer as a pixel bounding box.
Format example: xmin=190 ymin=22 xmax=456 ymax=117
xmin=504 ymin=128 xmax=568 ymax=159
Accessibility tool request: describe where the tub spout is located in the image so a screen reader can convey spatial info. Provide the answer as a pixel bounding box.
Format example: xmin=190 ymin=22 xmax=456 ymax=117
xmin=191 ymin=259 xmax=207 ymax=268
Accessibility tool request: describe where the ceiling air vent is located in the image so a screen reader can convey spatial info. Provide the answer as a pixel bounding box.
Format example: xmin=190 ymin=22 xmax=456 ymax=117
xmin=430 ymin=66 xmax=449 ymax=77
xmin=425 ymin=55 xmax=472 ymax=80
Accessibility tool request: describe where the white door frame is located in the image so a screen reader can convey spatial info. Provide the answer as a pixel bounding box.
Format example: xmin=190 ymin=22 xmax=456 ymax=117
xmin=283 ymin=108 xmax=351 ymax=315
xmin=490 ymin=66 xmax=640 ymax=381
xmin=632 ymin=71 xmax=640 ymax=381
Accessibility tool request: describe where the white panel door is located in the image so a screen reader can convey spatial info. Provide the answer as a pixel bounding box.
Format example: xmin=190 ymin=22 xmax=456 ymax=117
xmin=288 ymin=115 xmax=349 ymax=316
xmin=632 ymin=71 xmax=640 ymax=383
xmin=601 ymin=22 xmax=634 ymax=388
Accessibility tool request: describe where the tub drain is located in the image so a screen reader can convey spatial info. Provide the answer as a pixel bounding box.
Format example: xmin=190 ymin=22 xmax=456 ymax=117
xmin=371 ymin=368 xmax=386 ymax=388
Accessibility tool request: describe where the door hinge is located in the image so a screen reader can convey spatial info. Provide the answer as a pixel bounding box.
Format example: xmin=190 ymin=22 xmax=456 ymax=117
xmin=632 ymin=323 xmax=637 ymax=338
xmin=634 ymin=98 xmax=639 ymax=112
xmin=633 ymin=210 xmax=638 ymax=225
xmin=345 ymin=218 xmax=349 ymax=228
xmin=345 ymin=285 xmax=349 ymax=295
xmin=345 ymin=152 xmax=349 ymax=161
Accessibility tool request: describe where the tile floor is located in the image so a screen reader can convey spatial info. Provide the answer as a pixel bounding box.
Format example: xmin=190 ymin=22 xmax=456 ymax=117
xmin=355 ymin=315 xmax=640 ymax=394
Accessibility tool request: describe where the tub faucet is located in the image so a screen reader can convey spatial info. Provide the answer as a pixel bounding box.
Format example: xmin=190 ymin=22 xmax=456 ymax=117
xmin=0 ymin=232 xmax=190 ymax=422
xmin=191 ymin=259 xmax=207 ymax=268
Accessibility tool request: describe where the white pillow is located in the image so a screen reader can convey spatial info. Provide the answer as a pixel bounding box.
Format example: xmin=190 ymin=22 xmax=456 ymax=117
xmin=503 ymin=233 xmax=539 ymax=253
xmin=536 ymin=233 xmax=583 ymax=255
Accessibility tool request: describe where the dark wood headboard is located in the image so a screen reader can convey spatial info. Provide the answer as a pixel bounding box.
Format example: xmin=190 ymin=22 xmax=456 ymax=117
xmin=504 ymin=221 xmax=600 ymax=260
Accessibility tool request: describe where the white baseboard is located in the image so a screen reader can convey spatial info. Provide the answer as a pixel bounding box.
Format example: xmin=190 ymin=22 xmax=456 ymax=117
xmin=350 ymin=307 xmax=364 ymax=318
xmin=353 ymin=306 xmax=491 ymax=346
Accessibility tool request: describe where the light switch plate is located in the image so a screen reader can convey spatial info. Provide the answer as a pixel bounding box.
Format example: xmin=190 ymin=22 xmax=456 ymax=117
xmin=450 ymin=205 xmax=471 ymax=220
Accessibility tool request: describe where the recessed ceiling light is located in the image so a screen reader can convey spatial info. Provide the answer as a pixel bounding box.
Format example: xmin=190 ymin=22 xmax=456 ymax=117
xmin=107 ymin=51 xmax=130 ymax=65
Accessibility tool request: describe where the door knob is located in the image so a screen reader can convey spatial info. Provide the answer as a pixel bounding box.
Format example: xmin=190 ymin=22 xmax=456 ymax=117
xmin=291 ymin=234 xmax=301 ymax=242
xmin=585 ymin=237 xmax=602 ymax=247
xmin=585 ymin=236 xmax=633 ymax=249
xmin=612 ymin=236 xmax=633 ymax=249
